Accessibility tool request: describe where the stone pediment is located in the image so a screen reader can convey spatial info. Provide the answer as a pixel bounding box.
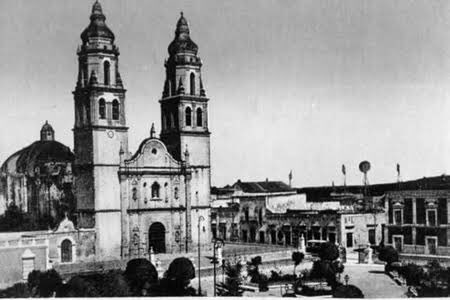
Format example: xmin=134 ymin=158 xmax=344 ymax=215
xmin=55 ymin=216 xmax=75 ymax=232
xmin=124 ymin=138 xmax=181 ymax=169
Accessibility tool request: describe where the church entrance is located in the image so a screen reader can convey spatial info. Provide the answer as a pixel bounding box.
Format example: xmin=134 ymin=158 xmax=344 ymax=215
xmin=149 ymin=222 xmax=166 ymax=254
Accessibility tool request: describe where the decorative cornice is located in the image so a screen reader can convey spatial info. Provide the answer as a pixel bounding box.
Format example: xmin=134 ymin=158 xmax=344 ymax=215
xmin=73 ymin=85 xmax=127 ymax=94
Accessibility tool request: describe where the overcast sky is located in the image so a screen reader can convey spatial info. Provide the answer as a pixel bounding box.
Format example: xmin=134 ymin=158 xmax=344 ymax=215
xmin=0 ymin=0 xmax=449 ymax=188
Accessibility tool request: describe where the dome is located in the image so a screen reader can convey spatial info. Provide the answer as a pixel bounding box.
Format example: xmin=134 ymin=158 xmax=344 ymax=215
xmin=1 ymin=140 xmax=74 ymax=177
xmin=80 ymin=1 xmax=115 ymax=43
xmin=168 ymin=12 xmax=198 ymax=56
xmin=15 ymin=141 xmax=74 ymax=176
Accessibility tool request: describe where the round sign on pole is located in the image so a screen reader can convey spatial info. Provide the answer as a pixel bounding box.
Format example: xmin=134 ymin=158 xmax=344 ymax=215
xmin=359 ymin=161 xmax=371 ymax=174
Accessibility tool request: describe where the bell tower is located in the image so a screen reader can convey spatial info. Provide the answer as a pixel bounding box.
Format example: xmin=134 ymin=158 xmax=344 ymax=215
xmin=73 ymin=0 xmax=128 ymax=259
xmin=160 ymin=13 xmax=211 ymax=250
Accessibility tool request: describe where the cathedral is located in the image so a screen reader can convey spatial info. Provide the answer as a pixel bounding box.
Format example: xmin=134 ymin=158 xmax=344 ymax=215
xmin=0 ymin=0 xmax=212 ymax=262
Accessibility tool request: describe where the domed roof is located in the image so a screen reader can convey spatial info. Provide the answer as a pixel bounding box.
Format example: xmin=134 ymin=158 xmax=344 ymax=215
xmin=1 ymin=123 xmax=74 ymax=177
xmin=15 ymin=141 xmax=74 ymax=175
xmin=168 ymin=12 xmax=198 ymax=56
xmin=80 ymin=1 xmax=115 ymax=43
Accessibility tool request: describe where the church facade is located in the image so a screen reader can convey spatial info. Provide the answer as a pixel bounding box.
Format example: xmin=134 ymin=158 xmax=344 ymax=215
xmin=72 ymin=1 xmax=211 ymax=260
xmin=0 ymin=0 xmax=212 ymax=263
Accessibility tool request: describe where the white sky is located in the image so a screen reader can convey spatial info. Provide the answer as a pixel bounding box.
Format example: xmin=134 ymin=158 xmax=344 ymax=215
xmin=0 ymin=0 xmax=449 ymax=187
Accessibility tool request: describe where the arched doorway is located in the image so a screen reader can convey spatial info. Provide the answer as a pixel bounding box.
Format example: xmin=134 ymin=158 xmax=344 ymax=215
xmin=149 ymin=222 xmax=166 ymax=253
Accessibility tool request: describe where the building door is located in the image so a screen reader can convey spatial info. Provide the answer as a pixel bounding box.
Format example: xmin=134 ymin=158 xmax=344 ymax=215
xmin=271 ymin=230 xmax=276 ymax=244
xmin=242 ymin=230 xmax=248 ymax=242
xmin=259 ymin=231 xmax=265 ymax=244
xmin=149 ymin=222 xmax=166 ymax=253
xmin=250 ymin=227 xmax=256 ymax=243
xmin=426 ymin=237 xmax=437 ymax=255
xmin=61 ymin=239 xmax=72 ymax=263
xmin=346 ymin=232 xmax=353 ymax=248
xmin=219 ymin=223 xmax=226 ymax=240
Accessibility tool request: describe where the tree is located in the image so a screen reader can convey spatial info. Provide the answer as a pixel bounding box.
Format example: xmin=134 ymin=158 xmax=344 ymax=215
xmin=319 ymin=242 xmax=339 ymax=261
xmin=161 ymin=257 xmax=196 ymax=296
xmin=333 ymin=284 xmax=364 ymax=298
xmin=216 ymin=261 xmax=245 ymax=296
xmin=292 ymin=252 xmax=305 ymax=275
xmin=124 ymin=258 xmax=158 ymax=296
xmin=378 ymin=246 xmax=399 ymax=271
xmin=27 ymin=269 xmax=63 ymax=297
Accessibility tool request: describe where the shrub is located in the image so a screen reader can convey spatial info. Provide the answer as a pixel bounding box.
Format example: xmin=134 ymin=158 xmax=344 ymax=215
xmin=333 ymin=284 xmax=364 ymax=298
xmin=124 ymin=258 xmax=158 ymax=296
xmin=100 ymin=270 xmax=130 ymax=297
xmin=258 ymin=274 xmax=269 ymax=292
xmin=378 ymin=246 xmax=399 ymax=266
xmin=397 ymin=264 xmax=424 ymax=287
xmin=0 ymin=282 xmax=31 ymax=298
xmin=292 ymin=252 xmax=305 ymax=275
xmin=59 ymin=276 xmax=99 ymax=297
xmin=27 ymin=269 xmax=63 ymax=297
xmin=216 ymin=261 xmax=244 ymax=296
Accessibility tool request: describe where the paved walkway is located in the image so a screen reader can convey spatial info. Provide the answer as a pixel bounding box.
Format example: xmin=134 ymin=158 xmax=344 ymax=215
xmin=343 ymin=264 xmax=407 ymax=298
xmin=190 ymin=263 xmax=407 ymax=298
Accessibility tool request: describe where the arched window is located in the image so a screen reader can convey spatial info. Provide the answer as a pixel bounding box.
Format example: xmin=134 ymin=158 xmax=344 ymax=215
xmin=190 ymin=73 xmax=195 ymax=95
xmin=151 ymin=182 xmax=160 ymax=199
xmin=185 ymin=107 xmax=192 ymax=126
xmin=61 ymin=239 xmax=72 ymax=263
xmin=174 ymin=187 xmax=179 ymax=199
xmin=99 ymin=98 xmax=106 ymax=119
xmin=196 ymin=108 xmax=202 ymax=127
xmin=104 ymin=61 xmax=110 ymax=85
xmin=132 ymin=187 xmax=138 ymax=201
xmin=112 ymin=99 xmax=120 ymax=120
xmin=166 ymin=113 xmax=171 ymax=128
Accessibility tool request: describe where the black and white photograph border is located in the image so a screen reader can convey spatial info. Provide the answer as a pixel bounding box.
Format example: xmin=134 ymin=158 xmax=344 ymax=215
xmin=0 ymin=0 xmax=449 ymax=298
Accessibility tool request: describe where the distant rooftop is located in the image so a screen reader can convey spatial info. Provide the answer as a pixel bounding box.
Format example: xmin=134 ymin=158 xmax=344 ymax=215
xmin=297 ymin=174 xmax=450 ymax=201
xmin=233 ymin=180 xmax=294 ymax=193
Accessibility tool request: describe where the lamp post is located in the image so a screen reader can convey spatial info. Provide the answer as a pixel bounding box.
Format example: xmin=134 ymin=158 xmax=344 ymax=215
xmin=198 ymin=215 xmax=205 ymax=296
xmin=213 ymin=238 xmax=225 ymax=297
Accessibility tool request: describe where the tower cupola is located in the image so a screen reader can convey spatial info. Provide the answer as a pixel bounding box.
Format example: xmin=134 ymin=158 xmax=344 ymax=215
xmin=168 ymin=12 xmax=199 ymax=56
xmin=40 ymin=120 xmax=55 ymax=141
xmin=81 ymin=0 xmax=115 ymax=44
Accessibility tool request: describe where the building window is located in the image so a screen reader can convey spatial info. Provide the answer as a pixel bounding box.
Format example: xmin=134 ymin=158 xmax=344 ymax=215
xmin=196 ymin=108 xmax=202 ymax=127
xmin=393 ymin=235 xmax=403 ymax=252
xmin=190 ymin=73 xmax=195 ymax=95
xmin=185 ymin=107 xmax=192 ymax=126
xmin=151 ymin=182 xmax=160 ymax=198
xmin=174 ymin=187 xmax=179 ymax=199
xmin=104 ymin=61 xmax=110 ymax=85
xmin=368 ymin=229 xmax=376 ymax=245
xmin=61 ymin=239 xmax=72 ymax=263
xmin=99 ymin=98 xmax=106 ymax=119
xmin=112 ymin=99 xmax=120 ymax=120
xmin=132 ymin=187 xmax=138 ymax=201
xmin=427 ymin=209 xmax=437 ymax=226
xmin=426 ymin=236 xmax=437 ymax=255
xmin=393 ymin=209 xmax=403 ymax=225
